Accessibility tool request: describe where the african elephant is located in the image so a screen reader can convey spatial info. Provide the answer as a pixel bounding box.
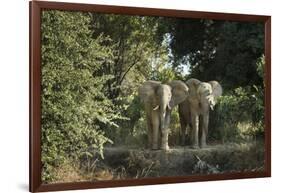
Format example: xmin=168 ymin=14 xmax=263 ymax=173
xmin=139 ymin=80 xmax=189 ymax=150
xmin=178 ymin=78 xmax=222 ymax=148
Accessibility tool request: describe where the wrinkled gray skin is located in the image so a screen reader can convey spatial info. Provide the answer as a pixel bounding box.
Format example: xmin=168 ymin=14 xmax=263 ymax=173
xmin=139 ymin=80 xmax=189 ymax=150
xmin=178 ymin=78 xmax=222 ymax=148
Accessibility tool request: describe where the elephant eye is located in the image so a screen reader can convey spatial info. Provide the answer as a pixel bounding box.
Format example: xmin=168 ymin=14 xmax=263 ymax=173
xmin=168 ymin=93 xmax=171 ymax=98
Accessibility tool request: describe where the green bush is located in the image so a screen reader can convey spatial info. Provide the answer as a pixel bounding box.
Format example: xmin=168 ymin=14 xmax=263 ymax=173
xmin=209 ymin=55 xmax=265 ymax=143
xmin=209 ymin=86 xmax=264 ymax=143
xmin=41 ymin=10 xmax=124 ymax=182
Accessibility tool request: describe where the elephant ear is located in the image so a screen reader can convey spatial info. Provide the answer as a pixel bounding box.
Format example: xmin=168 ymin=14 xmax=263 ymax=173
xmin=186 ymin=78 xmax=201 ymax=99
xmin=168 ymin=80 xmax=189 ymax=108
xmin=139 ymin=80 xmax=161 ymax=107
xmin=208 ymin=81 xmax=222 ymax=100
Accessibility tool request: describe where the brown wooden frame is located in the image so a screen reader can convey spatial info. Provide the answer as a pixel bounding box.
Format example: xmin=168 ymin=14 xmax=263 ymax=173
xmin=30 ymin=0 xmax=271 ymax=192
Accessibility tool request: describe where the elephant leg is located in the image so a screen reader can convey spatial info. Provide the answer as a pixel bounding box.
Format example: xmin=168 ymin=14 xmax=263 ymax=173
xmin=161 ymin=111 xmax=171 ymax=150
xmin=186 ymin=123 xmax=192 ymax=145
xmin=200 ymin=113 xmax=209 ymax=148
xmin=180 ymin=118 xmax=187 ymax=146
xmin=191 ymin=113 xmax=199 ymax=148
xmin=178 ymin=103 xmax=190 ymax=146
xmin=151 ymin=110 xmax=160 ymax=150
xmin=146 ymin=112 xmax=153 ymax=148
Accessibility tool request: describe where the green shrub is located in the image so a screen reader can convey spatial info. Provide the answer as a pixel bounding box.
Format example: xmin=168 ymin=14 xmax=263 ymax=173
xmin=209 ymin=86 xmax=264 ymax=143
xmin=209 ymin=55 xmax=265 ymax=143
xmin=41 ymin=10 xmax=124 ymax=182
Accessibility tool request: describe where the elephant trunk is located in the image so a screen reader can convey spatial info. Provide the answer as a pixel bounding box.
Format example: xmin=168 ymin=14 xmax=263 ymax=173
xmin=160 ymin=109 xmax=165 ymax=131
xmin=159 ymin=99 xmax=168 ymax=131
xmin=159 ymin=97 xmax=170 ymax=150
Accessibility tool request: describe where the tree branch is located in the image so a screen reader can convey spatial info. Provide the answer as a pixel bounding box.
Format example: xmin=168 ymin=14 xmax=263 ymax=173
xmin=118 ymin=42 xmax=142 ymax=84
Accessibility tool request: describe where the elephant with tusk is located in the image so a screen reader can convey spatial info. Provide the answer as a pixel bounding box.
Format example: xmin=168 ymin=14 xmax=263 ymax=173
xmin=139 ymin=80 xmax=189 ymax=150
xmin=178 ymin=78 xmax=222 ymax=148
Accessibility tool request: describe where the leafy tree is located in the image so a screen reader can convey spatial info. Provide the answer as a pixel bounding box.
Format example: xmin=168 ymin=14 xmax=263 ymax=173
xmin=91 ymin=14 xmax=164 ymax=99
xmin=89 ymin=14 xmax=171 ymax=142
xmin=168 ymin=19 xmax=264 ymax=90
xmin=41 ymin=10 xmax=124 ymax=182
xmin=209 ymin=55 xmax=265 ymax=142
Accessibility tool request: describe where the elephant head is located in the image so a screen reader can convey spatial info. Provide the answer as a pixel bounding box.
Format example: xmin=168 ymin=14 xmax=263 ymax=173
xmin=186 ymin=78 xmax=222 ymax=111
xmin=139 ymin=80 xmax=189 ymax=150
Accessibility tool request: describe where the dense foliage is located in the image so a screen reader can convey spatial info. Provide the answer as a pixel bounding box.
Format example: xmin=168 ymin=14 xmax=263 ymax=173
xmin=41 ymin=10 xmax=265 ymax=182
xmin=166 ymin=18 xmax=265 ymax=142
xmin=41 ymin=11 xmax=125 ymax=181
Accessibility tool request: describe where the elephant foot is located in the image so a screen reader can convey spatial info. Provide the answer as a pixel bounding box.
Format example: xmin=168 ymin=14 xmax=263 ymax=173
xmin=160 ymin=144 xmax=170 ymax=151
xmin=200 ymin=143 xmax=207 ymax=148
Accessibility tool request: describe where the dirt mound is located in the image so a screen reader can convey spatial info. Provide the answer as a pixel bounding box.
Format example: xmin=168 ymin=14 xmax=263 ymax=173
xmin=51 ymin=141 xmax=264 ymax=183
xmin=95 ymin=141 xmax=265 ymax=179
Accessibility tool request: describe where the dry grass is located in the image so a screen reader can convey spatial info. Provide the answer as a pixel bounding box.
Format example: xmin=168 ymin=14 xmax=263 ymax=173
xmin=51 ymin=160 xmax=114 ymax=183
xmin=52 ymin=161 xmax=85 ymax=183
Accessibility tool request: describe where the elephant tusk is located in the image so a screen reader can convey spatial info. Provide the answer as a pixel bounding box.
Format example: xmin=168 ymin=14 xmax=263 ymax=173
xmin=167 ymin=103 xmax=172 ymax=110
xmin=153 ymin=105 xmax=159 ymax=110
